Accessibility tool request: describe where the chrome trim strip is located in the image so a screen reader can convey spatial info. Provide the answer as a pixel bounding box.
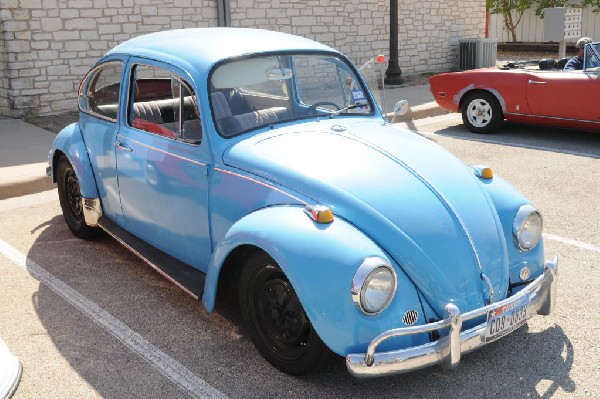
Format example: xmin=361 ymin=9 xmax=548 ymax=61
xmin=116 ymin=135 xmax=207 ymax=167
xmin=505 ymin=112 xmax=600 ymax=125
xmin=346 ymin=257 xmax=558 ymax=378
xmin=82 ymin=197 xmax=102 ymax=226
xmin=214 ymin=168 xmax=305 ymax=204
xmin=98 ymin=223 xmax=199 ymax=300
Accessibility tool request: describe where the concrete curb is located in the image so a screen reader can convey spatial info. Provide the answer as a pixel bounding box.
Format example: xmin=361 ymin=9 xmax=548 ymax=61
xmin=0 ymin=176 xmax=55 ymax=201
xmin=0 ymin=163 xmax=54 ymax=201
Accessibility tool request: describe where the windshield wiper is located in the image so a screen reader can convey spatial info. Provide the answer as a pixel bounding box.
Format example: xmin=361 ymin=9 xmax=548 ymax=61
xmin=329 ymin=104 xmax=361 ymax=118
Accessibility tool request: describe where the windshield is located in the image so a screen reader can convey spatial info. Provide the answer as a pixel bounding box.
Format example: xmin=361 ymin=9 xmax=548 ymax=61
xmin=585 ymin=43 xmax=600 ymax=71
xmin=209 ymin=53 xmax=374 ymax=137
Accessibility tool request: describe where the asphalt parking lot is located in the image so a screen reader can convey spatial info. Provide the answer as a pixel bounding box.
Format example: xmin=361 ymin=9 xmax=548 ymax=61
xmin=1 ymin=114 xmax=599 ymax=398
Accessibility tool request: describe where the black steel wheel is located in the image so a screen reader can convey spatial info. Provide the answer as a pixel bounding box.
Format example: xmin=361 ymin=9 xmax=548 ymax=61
xmin=461 ymin=91 xmax=503 ymax=133
xmin=56 ymin=155 xmax=99 ymax=239
xmin=239 ymin=252 xmax=330 ymax=375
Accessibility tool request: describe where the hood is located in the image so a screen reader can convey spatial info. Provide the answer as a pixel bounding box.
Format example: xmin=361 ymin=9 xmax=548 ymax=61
xmin=223 ymin=119 xmax=509 ymax=317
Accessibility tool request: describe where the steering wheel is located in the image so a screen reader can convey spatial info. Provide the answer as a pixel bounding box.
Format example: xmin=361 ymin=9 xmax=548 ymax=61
xmin=304 ymin=101 xmax=341 ymax=115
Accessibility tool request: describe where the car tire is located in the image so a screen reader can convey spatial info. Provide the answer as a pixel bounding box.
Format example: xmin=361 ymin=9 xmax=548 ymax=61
xmin=56 ymin=155 xmax=100 ymax=239
xmin=239 ymin=252 xmax=331 ymax=375
xmin=461 ymin=91 xmax=503 ymax=133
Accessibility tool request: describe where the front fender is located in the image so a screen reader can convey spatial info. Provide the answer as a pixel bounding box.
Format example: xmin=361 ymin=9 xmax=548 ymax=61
xmin=479 ymin=174 xmax=545 ymax=282
xmin=50 ymin=122 xmax=98 ymax=198
xmin=202 ymin=205 xmax=430 ymax=356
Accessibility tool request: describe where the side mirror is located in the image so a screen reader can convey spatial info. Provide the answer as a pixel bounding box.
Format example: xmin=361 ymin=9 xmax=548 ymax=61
xmin=393 ymin=99 xmax=409 ymax=115
xmin=390 ymin=99 xmax=409 ymax=123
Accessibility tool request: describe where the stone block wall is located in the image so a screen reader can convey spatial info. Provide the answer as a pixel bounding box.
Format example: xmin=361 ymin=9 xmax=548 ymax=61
xmin=0 ymin=0 xmax=218 ymax=117
xmin=0 ymin=0 xmax=485 ymax=118
xmin=398 ymin=2 xmax=486 ymax=73
xmin=0 ymin=10 xmax=10 ymax=116
xmin=230 ymin=0 xmax=485 ymax=74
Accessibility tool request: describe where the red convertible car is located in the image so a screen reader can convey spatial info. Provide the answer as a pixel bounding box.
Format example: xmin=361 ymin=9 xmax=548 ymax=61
xmin=429 ymin=41 xmax=600 ymax=133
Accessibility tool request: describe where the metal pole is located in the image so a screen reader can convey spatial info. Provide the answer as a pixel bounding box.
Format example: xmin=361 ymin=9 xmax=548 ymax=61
xmin=217 ymin=0 xmax=231 ymax=27
xmin=384 ymin=0 xmax=404 ymax=85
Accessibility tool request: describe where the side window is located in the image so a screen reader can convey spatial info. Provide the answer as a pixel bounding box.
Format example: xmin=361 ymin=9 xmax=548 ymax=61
xmin=584 ymin=45 xmax=600 ymax=71
xmin=129 ymin=64 xmax=202 ymax=145
xmin=79 ymin=62 xmax=122 ymax=121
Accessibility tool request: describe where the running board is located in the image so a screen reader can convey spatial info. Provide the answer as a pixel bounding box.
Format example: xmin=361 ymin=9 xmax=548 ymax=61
xmin=97 ymin=216 xmax=205 ymax=299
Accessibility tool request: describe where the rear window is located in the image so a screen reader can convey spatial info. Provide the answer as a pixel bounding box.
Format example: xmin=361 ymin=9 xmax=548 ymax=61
xmin=79 ymin=62 xmax=122 ymax=121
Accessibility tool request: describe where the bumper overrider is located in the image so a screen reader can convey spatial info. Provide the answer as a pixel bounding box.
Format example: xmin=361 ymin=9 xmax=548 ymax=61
xmin=346 ymin=257 xmax=558 ymax=378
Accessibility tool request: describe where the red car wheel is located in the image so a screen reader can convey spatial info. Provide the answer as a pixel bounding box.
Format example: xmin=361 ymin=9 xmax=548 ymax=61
xmin=461 ymin=92 xmax=503 ymax=133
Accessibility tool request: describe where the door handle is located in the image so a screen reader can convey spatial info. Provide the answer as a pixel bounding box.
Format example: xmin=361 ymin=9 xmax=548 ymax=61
xmin=528 ymin=80 xmax=546 ymax=84
xmin=114 ymin=141 xmax=133 ymax=152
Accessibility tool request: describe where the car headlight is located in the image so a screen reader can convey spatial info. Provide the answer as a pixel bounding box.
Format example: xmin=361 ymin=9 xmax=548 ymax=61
xmin=352 ymin=257 xmax=397 ymax=315
xmin=513 ymin=204 xmax=543 ymax=251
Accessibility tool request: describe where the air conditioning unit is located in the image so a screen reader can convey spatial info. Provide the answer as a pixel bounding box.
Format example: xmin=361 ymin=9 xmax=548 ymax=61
xmin=459 ymin=38 xmax=497 ymax=70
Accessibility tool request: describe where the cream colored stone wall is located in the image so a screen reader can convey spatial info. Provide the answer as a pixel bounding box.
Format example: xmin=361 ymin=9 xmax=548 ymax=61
xmin=229 ymin=0 xmax=486 ymax=73
xmin=0 ymin=0 xmax=485 ymax=117
xmin=0 ymin=7 xmax=11 ymax=116
xmin=0 ymin=0 xmax=218 ymax=117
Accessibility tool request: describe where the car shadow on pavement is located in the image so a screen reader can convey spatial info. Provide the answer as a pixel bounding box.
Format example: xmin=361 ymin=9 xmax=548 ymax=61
xmin=434 ymin=122 xmax=600 ymax=160
xmin=26 ymin=215 xmax=576 ymax=398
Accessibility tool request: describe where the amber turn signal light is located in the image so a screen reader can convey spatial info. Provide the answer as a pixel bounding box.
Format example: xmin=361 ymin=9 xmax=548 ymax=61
xmin=304 ymin=205 xmax=334 ymax=224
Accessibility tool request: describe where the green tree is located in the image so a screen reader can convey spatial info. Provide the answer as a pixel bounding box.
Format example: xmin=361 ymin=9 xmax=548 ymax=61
xmin=534 ymin=0 xmax=600 ymax=15
xmin=486 ymin=0 xmax=534 ymax=42
xmin=583 ymin=0 xmax=600 ymax=13
xmin=487 ymin=0 xmax=600 ymax=42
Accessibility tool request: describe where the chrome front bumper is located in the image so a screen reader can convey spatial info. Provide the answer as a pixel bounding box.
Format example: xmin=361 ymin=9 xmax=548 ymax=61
xmin=346 ymin=257 xmax=558 ymax=378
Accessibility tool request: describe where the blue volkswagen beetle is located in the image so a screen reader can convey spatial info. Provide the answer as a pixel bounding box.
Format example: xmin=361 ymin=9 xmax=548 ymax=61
xmin=47 ymin=28 xmax=558 ymax=377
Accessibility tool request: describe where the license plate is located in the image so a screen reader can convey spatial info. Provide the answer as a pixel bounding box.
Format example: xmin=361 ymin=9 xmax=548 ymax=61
xmin=484 ymin=295 xmax=530 ymax=343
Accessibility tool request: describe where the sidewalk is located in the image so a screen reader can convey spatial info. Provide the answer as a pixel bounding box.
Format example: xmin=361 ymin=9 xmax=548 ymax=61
xmin=0 ymin=83 xmax=444 ymax=201
xmin=0 ymin=117 xmax=56 ymax=200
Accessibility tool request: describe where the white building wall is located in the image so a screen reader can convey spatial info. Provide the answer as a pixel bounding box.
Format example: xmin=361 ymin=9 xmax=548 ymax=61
xmin=0 ymin=0 xmax=485 ymax=117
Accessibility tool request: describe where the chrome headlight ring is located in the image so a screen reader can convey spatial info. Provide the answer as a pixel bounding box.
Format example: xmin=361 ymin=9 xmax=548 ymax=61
xmin=513 ymin=204 xmax=543 ymax=251
xmin=351 ymin=257 xmax=397 ymax=315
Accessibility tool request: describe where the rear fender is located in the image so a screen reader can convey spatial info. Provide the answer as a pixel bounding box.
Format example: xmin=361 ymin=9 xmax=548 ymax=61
xmin=202 ymin=205 xmax=429 ymax=355
xmin=50 ymin=122 xmax=99 ymax=199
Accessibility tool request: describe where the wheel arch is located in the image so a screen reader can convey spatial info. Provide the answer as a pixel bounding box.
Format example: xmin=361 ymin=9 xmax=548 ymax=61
xmin=51 ymin=123 xmax=99 ymax=199
xmin=202 ymin=205 xmax=428 ymax=356
xmin=458 ymin=87 xmax=506 ymax=115
xmin=213 ymin=243 xmax=262 ymax=299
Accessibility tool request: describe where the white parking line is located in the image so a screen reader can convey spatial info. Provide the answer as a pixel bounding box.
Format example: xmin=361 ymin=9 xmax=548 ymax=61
xmin=0 ymin=239 xmax=227 ymax=399
xmin=544 ymin=233 xmax=600 ymax=253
